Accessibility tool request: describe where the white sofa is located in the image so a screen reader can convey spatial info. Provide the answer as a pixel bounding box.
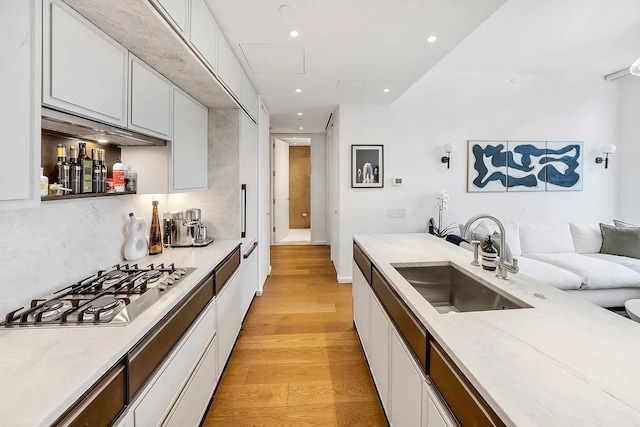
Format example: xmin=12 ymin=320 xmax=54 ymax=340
xmin=467 ymin=222 xmax=640 ymax=308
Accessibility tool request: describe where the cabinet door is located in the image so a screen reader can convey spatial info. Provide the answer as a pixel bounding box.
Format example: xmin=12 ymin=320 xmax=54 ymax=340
xmin=424 ymin=381 xmax=456 ymax=427
xmin=129 ymin=54 xmax=172 ymax=139
xmin=390 ymin=330 xmax=423 ymax=427
xmin=240 ymin=245 xmax=258 ymax=319
xmin=370 ymin=296 xmax=390 ymax=412
xmin=189 ymin=0 xmax=218 ymax=72
xmin=240 ymin=113 xmax=258 ymax=245
xmin=352 ymin=264 xmax=371 ymax=356
xmin=113 ymin=410 xmax=134 ymax=427
xmin=156 ymin=0 xmax=189 ymax=34
xmin=241 ymin=73 xmax=259 ymax=120
xmin=0 ymin=0 xmax=40 ymax=208
xmin=172 ymin=88 xmax=208 ymax=192
xmin=217 ymin=272 xmax=242 ymax=375
xmin=164 ymin=337 xmax=218 ymax=427
xmin=43 ymin=0 xmax=128 ymax=126
xmin=217 ymin=33 xmax=243 ymax=98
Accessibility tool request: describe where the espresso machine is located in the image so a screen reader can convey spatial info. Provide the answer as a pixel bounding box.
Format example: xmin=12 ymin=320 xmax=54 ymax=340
xmin=163 ymin=208 xmax=213 ymax=247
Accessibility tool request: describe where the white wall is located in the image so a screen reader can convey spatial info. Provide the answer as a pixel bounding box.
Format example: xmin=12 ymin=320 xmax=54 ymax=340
xmin=616 ymin=76 xmax=640 ymax=224
xmin=334 ymin=72 xmax=618 ymax=281
xmin=311 ymin=133 xmax=328 ymax=244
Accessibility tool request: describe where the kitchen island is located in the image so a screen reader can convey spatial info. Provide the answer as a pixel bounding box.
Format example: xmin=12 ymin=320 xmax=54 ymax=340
xmin=0 ymin=239 xmax=241 ymax=427
xmin=354 ymin=233 xmax=640 ymax=426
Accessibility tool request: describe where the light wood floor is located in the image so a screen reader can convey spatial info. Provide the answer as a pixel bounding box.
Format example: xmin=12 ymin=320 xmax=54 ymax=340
xmin=203 ymin=245 xmax=387 ymax=426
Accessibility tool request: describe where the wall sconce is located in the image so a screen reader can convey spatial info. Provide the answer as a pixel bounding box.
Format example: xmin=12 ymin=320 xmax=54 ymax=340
xmin=595 ymin=144 xmax=616 ymax=169
xmin=441 ymin=143 xmax=455 ymax=169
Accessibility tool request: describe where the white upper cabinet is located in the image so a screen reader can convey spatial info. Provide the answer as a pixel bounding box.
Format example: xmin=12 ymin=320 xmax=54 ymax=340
xmin=129 ymin=54 xmax=172 ymax=139
xmin=172 ymin=88 xmax=208 ymax=192
xmin=241 ymin=73 xmax=259 ymax=120
xmin=189 ymin=0 xmax=218 ymax=72
xmin=0 ymin=0 xmax=40 ymax=209
xmin=217 ymin=33 xmax=243 ymax=99
xmin=156 ymin=0 xmax=190 ymax=34
xmin=43 ymin=0 xmax=128 ymax=127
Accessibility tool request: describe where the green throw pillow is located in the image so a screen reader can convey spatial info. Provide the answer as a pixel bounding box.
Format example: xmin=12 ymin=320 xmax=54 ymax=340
xmin=600 ymin=223 xmax=640 ymax=259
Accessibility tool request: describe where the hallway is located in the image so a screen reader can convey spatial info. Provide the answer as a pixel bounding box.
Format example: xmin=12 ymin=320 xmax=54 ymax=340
xmin=203 ymin=245 xmax=387 ymax=426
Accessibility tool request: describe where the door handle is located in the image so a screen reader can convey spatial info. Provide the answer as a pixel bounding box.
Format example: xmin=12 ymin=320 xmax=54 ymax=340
xmin=241 ymin=184 xmax=247 ymax=238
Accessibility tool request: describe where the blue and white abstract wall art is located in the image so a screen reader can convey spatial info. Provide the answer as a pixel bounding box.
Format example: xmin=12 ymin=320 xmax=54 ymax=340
xmin=545 ymin=141 xmax=583 ymax=191
xmin=467 ymin=140 xmax=583 ymax=193
xmin=466 ymin=141 xmax=507 ymax=192
xmin=506 ymin=142 xmax=547 ymax=192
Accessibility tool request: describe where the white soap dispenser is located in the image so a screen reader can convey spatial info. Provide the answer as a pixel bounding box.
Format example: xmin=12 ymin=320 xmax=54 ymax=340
xmin=124 ymin=212 xmax=149 ymax=261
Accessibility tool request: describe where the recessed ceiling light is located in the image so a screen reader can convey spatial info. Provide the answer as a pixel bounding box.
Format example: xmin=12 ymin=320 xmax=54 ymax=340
xmin=299 ymin=127 xmax=304 ymax=130
xmin=97 ymin=138 xmax=109 ymax=144
xmin=289 ymin=30 xmax=299 ymax=38
xmin=383 ymin=88 xmax=390 ymax=93
xmin=295 ymin=88 xmax=302 ymax=93
xmin=292 ymin=137 xmax=297 ymax=139
xmin=297 ymin=112 xmax=303 ymax=116
xmin=426 ymin=35 xmax=438 ymax=43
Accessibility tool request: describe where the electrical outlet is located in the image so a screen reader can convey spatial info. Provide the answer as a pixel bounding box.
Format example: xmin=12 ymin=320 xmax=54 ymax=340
xmin=388 ymin=208 xmax=407 ymax=218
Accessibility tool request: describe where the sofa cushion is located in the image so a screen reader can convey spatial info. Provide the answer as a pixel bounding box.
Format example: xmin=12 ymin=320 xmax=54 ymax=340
xmin=518 ymin=222 xmax=575 ymax=254
xmin=524 ymin=252 xmax=640 ymax=289
xmin=516 ymin=257 xmax=583 ymax=290
xmin=585 ymin=253 xmax=640 ymax=275
xmin=614 ymin=219 xmax=637 ymax=228
xmin=600 ymin=223 xmax=640 ymax=259
xmin=569 ymin=223 xmax=602 ymax=254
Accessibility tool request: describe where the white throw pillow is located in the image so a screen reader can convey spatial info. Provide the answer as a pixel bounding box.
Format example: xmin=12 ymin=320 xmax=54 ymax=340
xmin=569 ymin=223 xmax=603 ymax=254
xmin=518 ymin=222 xmax=576 ymax=254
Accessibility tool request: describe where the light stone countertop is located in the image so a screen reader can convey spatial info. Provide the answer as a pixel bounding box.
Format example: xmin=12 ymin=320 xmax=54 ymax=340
xmin=0 ymin=239 xmax=241 ymax=427
xmin=354 ymin=233 xmax=640 ymax=427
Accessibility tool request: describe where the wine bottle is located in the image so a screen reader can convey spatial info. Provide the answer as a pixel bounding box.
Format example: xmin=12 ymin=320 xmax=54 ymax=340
xmin=149 ymin=200 xmax=163 ymax=255
xmin=99 ymin=149 xmax=107 ymax=193
xmin=69 ymin=145 xmax=82 ymax=194
xmin=78 ymin=143 xmax=92 ymax=193
xmin=92 ymin=148 xmax=101 ymax=193
xmin=55 ymin=144 xmax=70 ymax=193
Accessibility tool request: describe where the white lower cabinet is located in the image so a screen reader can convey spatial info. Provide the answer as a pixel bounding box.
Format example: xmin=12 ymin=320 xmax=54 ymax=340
xmin=352 ymin=264 xmax=371 ymax=355
xmin=353 ymin=259 xmax=457 ymax=427
xmin=163 ymin=337 xmax=218 ymax=427
xmin=390 ymin=329 xmax=424 ymax=427
xmin=131 ymin=300 xmax=216 ymax=426
xmin=217 ymin=271 xmax=242 ymax=375
xmin=424 ymin=381 xmax=456 ymax=427
xmin=114 ymin=410 xmax=134 ymax=427
xmin=370 ymin=296 xmax=390 ymax=411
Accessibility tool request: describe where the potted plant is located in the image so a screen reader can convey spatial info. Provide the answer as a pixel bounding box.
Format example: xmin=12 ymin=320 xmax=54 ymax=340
xmin=429 ymin=189 xmax=455 ymax=237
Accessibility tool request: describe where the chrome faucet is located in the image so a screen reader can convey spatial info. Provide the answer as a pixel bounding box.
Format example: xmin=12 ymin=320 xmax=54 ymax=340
xmin=461 ymin=214 xmax=519 ymax=280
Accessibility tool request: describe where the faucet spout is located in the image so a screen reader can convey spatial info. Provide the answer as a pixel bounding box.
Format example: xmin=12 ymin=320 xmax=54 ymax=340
xmin=461 ymin=213 xmax=519 ymax=280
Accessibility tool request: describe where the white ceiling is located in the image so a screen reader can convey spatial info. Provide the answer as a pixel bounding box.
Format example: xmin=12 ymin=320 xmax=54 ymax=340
xmin=206 ymin=0 xmax=506 ymax=133
xmin=279 ymin=137 xmax=311 ymax=146
xmin=432 ymin=0 xmax=640 ymax=75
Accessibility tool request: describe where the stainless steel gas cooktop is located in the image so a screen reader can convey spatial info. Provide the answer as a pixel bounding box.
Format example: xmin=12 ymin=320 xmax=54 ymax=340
xmin=2 ymin=263 xmax=195 ymax=328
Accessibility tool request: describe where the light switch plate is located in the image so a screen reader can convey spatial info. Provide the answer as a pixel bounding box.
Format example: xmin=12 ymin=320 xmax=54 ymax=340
xmin=388 ymin=208 xmax=407 ymax=218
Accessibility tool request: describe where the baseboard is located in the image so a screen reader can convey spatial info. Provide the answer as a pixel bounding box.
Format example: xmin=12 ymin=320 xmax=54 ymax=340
xmin=337 ymin=275 xmax=352 ymax=284
xmin=312 ymin=240 xmax=327 ymax=245
xmin=256 ymin=290 xmax=263 ymax=296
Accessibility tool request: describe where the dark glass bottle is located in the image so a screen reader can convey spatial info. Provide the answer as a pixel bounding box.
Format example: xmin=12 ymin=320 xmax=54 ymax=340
xmin=99 ymin=149 xmax=107 ymax=193
xmin=69 ymin=145 xmax=82 ymax=194
xmin=92 ymin=148 xmax=101 ymax=193
xmin=481 ymin=236 xmax=497 ymax=271
xmin=78 ymin=143 xmax=92 ymax=193
xmin=55 ymin=144 xmax=70 ymax=192
xmin=149 ymin=200 xmax=163 ymax=255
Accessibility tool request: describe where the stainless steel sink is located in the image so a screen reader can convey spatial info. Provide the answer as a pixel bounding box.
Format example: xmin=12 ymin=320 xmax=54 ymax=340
xmin=393 ymin=264 xmax=531 ymax=314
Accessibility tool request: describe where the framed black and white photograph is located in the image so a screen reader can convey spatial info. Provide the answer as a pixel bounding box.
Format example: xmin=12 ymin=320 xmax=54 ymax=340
xmin=351 ymin=145 xmax=384 ymax=188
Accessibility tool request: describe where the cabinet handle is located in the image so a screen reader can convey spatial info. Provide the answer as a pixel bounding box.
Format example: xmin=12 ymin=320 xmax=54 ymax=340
xmin=241 ymin=184 xmax=247 ymax=238
xmin=243 ymin=241 xmax=258 ymax=259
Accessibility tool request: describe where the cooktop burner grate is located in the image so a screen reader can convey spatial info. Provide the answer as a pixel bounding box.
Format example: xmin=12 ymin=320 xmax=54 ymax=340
xmin=2 ymin=263 xmax=195 ymax=328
